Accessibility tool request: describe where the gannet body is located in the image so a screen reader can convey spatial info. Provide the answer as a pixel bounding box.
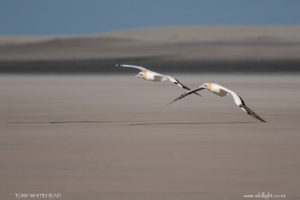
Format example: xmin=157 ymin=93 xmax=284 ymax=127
xmin=169 ymin=83 xmax=266 ymax=123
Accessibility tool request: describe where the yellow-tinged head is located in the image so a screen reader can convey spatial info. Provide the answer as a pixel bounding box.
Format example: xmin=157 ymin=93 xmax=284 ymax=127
xmin=205 ymin=83 xmax=212 ymax=88
xmin=141 ymin=71 xmax=147 ymax=77
xmin=136 ymin=71 xmax=147 ymax=78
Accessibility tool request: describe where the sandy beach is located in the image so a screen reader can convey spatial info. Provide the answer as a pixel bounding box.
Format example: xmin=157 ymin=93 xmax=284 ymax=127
xmin=0 ymin=74 xmax=299 ymax=200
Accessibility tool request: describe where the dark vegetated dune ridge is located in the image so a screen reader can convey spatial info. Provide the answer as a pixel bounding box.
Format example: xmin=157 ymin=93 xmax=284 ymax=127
xmin=0 ymin=26 xmax=300 ymax=73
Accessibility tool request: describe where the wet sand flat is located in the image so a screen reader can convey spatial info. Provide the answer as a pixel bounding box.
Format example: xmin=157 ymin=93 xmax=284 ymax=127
xmin=0 ymin=74 xmax=299 ymax=200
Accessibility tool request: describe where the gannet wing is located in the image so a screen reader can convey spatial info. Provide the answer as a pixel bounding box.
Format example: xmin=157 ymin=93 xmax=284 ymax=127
xmin=164 ymin=75 xmax=191 ymax=90
xmin=168 ymin=87 xmax=205 ymax=105
xmin=217 ymin=85 xmax=246 ymax=106
xmin=163 ymin=75 xmax=201 ymax=96
xmin=225 ymin=88 xmax=267 ymax=123
xmin=115 ymin=64 xmax=151 ymax=72
xmin=240 ymin=104 xmax=267 ymax=123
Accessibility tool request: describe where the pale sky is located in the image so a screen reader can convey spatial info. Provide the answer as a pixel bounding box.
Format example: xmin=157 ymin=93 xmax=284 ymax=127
xmin=1 ymin=0 xmax=300 ymax=35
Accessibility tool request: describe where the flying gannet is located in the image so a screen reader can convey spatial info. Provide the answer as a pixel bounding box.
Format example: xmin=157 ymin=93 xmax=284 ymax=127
xmin=115 ymin=64 xmax=200 ymax=95
xmin=168 ymin=83 xmax=266 ymax=123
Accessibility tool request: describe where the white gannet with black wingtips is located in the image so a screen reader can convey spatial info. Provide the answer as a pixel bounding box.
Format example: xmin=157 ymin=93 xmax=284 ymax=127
xmin=168 ymin=83 xmax=266 ymax=123
xmin=115 ymin=64 xmax=200 ymax=95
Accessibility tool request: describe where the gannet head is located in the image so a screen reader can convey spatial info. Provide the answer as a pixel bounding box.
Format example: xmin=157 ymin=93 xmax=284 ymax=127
xmin=136 ymin=72 xmax=144 ymax=78
xmin=202 ymin=82 xmax=212 ymax=89
xmin=136 ymin=71 xmax=146 ymax=78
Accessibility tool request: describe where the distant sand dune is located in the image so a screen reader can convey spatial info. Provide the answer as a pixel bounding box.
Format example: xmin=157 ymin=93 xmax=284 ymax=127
xmin=0 ymin=26 xmax=300 ymax=73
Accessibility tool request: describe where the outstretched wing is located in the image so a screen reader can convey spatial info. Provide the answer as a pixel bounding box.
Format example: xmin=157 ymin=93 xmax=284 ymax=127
xmin=168 ymin=87 xmax=205 ymax=105
xmin=224 ymin=88 xmax=267 ymax=123
xmin=115 ymin=64 xmax=151 ymax=72
xmin=240 ymin=104 xmax=267 ymax=123
xmin=164 ymin=75 xmax=201 ymax=96
xmin=164 ymin=75 xmax=191 ymax=90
